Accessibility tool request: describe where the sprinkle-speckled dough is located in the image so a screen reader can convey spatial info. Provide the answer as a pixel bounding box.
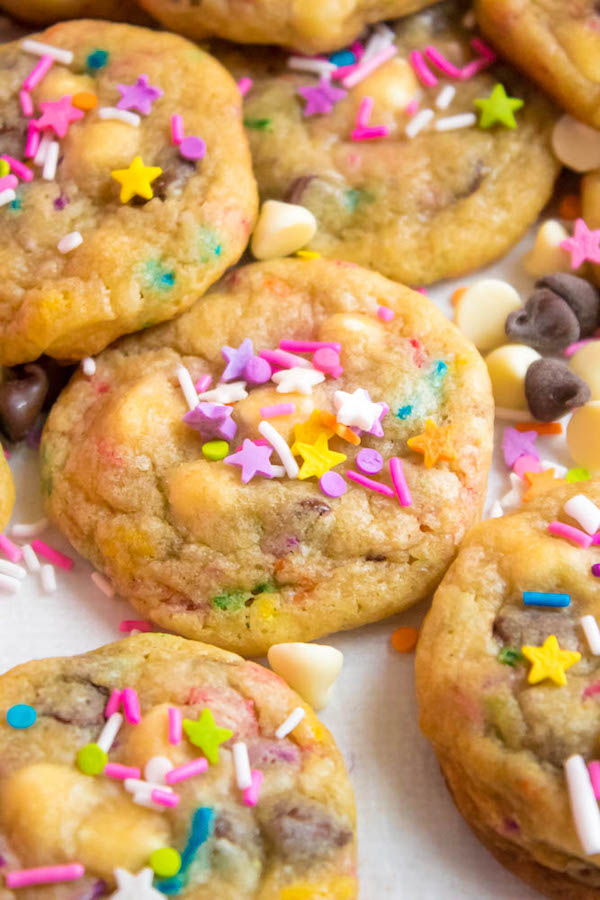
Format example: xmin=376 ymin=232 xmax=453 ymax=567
xmin=41 ymin=258 xmax=493 ymax=656
xmin=0 ymin=20 xmax=258 ymax=365
xmin=476 ymin=0 xmax=600 ymax=129
xmin=217 ymin=0 xmax=560 ymax=286
xmin=0 ymin=450 xmax=14 ymax=531
xmin=0 ymin=633 xmax=357 ymax=898
xmin=416 ymin=482 xmax=600 ymax=899
xmin=0 ymin=0 xmax=151 ymax=25
xmin=135 ymin=0 xmax=436 ymax=54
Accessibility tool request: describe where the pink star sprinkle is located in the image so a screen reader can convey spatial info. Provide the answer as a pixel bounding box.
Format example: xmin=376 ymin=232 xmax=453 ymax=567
xmin=298 ymin=80 xmax=347 ymax=116
xmin=560 ymin=218 xmax=600 ymax=269
xmin=34 ymin=95 xmax=83 ymax=138
xmin=117 ymin=74 xmax=163 ymax=115
xmin=224 ymin=439 xmax=274 ymax=483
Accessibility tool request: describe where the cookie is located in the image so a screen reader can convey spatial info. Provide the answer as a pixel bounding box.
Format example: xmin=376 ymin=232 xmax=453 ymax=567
xmin=135 ymin=0 xmax=436 ymax=55
xmin=416 ymin=481 xmax=600 ymax=899
xmin=0 ymin=0 xmax=150 ymax=25
xmin=41 ymin=258 xmax=493 ymax=656
xmin=0 ymin=20 xmax=257 ymax=365
xmin=0 ymin=632 xmax=357 ymax=897
xmin=217 ymin=0 xmax=559 ymax=286
xmin=0 ymin=450 xmax=14 ymax=531
xmin=475 ymin=0 xmax=600 ymax=130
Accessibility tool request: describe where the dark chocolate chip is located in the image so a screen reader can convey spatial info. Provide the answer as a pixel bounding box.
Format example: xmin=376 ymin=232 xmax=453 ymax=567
xmin=536 ymin=273 xmax=600 ymax=337
xmin=525 ymin=358 xmax=591 ymax=422
xmin=505 ymin=289 xmax=580 ymax=352
xmin=0 ymin=364 xmax=48 ymax=442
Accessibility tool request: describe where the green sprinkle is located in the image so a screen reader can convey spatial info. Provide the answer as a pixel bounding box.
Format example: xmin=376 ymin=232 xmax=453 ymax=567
xmin=76 ymin=742 xmax=107 ymax=775
xmin=243 ymin=117 xmax=272 ymax=131
xmin=498 ymin=647 xmax=524 ymax=667
xmin=202 ymin=440 xmax=229 ymax=461
xmin=567 ymin=467 xmax=591 ymax=483
xmin=212 ymin=590 xmax=252 ymax=611
xmin=252 ymin=581 xmax=276 ymax=594
xmin=86 ymin=49 xmax=109 ymax=70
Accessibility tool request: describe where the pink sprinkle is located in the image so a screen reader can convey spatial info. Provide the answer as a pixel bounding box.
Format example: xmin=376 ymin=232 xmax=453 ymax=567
xmin=165 ymin=757 xmax=208 ymax=784
xmin=548 ymin=520 xmax=593 ymax=549
xmin=194 ymin=374 xmax=212 ymax=393
xmin=346 ymin=470 xmax=395 ymax=497
xmin=513 ymin=454 xmax=542 ymax=478
xmin=119 ymin=619 xmax=153 ymax=633
xmin=243 ymin=769 xmax=263 ymax=807
xmin=588 ymin=761 xmax=600 ymax=799
xmin=409 ymin=50 xmax=438 ymax=87
xmin=342 ymin=44 xmax=398 ymax=89
xmin=377 ymin=305 xmax=395 ymax=322
xmin=24 ymin=121 xmax=40 ymax=159
xmin=30 ymin=539 xmax=73 ymax=570
xmin=105 ymin=689 xmax=122 ymax=718
xmin=5 ymin=864 xmax=84 ymax=888
xmin=0 ymin=175 xmax=18 ymax=192
xmin=260 ymin=403 xmax=295 ymax=418
xmin=0 ymin=156 xmax=33 ymax=183
xmin=171 ymin=114 xmax=184 ymax=145
xmin=564 ymin=338 xmax=595 ymax=358
xmin=593 ymin=533 xmax=600 ymax=545
xmin=168 ymin=706 xmax=182 ymax=745
xmin=415 ymin=287 xmax=428 ymax=295
xmin=389 ymin=457 xmax=412 ymax=507
xmin=152 ymin=788 xmax=180 ymax=808
xmin=352 ymin=125 xmax=389 ymax=141
xmin=583 ymin=681 xmax=600 ymax=699
xmin=404 ymin=98 xmax=419 ymax=116
xmin=356 ymin=96 xmax=373 ymax=128
xmin=330 ymin=62 xmax=360 ymax=80
xmin=122 ymin=687 xmax=141 ymax=724
xmin=105 ymin=763 xmax=141 ymax=780
xmin=20 ymin=90 xmax=33 ymax=117
xmin=0 ymin=535 xmax=22 ymax=563
xmin=237 ymin=76 xmax=253 ymax=97
xmin=351 ymin=41 xmax=364 ymax=61
xmin=259 ymin=348 xmax=309 ymax=369
xmin=424 ymin=45 xmax=462 ymax=78
xmin=312 ymin=347 xmax=342 ymax=377
xmin=470 ymin=37 xmax=496 ymax=63
xmin=22 ymin=54 xmax=54 ymax=91
xmin=280 ymin=339 xmax=341 ymax=353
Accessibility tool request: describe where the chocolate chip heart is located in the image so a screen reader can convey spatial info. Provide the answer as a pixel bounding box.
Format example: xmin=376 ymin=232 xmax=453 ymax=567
xmin=0 ymin=364 xmax=48 ymax=442
xmin=505 ymin=289 xmax=580 ymax=353
xmin=536 ymin=273 xmax=600 ymax=337
xmin=525 ymin=358 xmax=591 ymax=421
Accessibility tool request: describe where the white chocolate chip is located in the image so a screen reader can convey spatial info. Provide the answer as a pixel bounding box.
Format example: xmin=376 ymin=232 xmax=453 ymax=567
xmin=552 ymin=114 xmax=600 ymax=173
xmin=251 ymin=200 xmax=317 ymax=260
xmin=570 ymin=341 xmax=600 ymax=400
xmin=454 ymin=278 xmax=521 ymax=351
xmin=485 ymin=344 xmax=541 ymax=410
xmin=523 ymin=220 xmax=572 ymax=277
xmin=567 ymin=402 xmax=600 ymax=470
xmin=267 ymin=642 xmax=344 ymax=711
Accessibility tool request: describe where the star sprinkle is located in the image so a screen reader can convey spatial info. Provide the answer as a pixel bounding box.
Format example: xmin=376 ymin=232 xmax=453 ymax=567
xmin=474 ymin=83 xmax=523 ymax=129
xmin=502 ymin=426 xmax=538 ymax=468
xmin=111 ymin=156 xmax=162 ymax=203
xmin=291 ymin=410 xmax=334 ymax=453
xmin=117 ymin=74 xmax=163 ymax=115
xmin=110 ymin=867 xmax=164 ymax=899
xmin=366 ymin=401 xmax=389 ymax=437
xmin=221 ymin=338 xmax=254 ymax=382
xmin=183 ymin=402 xmax=236 ymax=441
xmin=224 ymin=438 xmax=274 ymax=483
xmin=523 ymin=467 xmax=562 ymax=502
xmin=197 ymin=381 xmax=248 ymax=404
xmin=333 ymin=388 xmax=383 ymax=431
xmin=183 ymin=708 xmax=233 ymax=765
xmin=272 ymin=367 xmax=325 ymax=395
xmin=298 ymin=79 xmax=347 ymax=116
xmin=560 ymin=218 xmax=600 ymax=269
xmin=294 ymin=432 xmax=347 ymax=480
xmin=35 ymin=95 xmax=83 ymax=138
xmin=521 ymin=634 xmax=581 ymax=686
xmin=406 ymin=419 xmax=457 ymax=468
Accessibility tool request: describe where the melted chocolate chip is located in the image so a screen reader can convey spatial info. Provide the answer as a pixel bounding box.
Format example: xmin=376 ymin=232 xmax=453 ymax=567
xmin=297 ymin=498 xmax=331 ymax=517
xmin=35 ymin=676 xmax=109 ymax=728
xmin=494 ymin=608 xmax=578 ymax=651
xmin=0 ymin=364 xmax=48 ymax=442
xmin=285 ymin=175 xmax=315 ymax=205
xmin=262 ymin=800 xmax=352 ymax=859
xmin=152 ymin=153 xmax=197 ymax=200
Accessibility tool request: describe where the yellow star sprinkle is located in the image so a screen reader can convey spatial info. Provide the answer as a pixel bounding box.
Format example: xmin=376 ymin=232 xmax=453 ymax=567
xmin=291 ymin=410 xmax=334 ymax=454
xmin=294 ymin=432 xmax=347 ymax=480
xmin=521 ymin=634 xmax=581 ymax=686
xmin=111 ymin=155 xmax=162 ymax=203
xmin=406 ymin=418 xmax=457 ymax=468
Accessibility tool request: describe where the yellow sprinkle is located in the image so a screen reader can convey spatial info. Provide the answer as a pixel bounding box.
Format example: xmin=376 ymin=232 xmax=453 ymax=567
xmin=295 ymin=250 xmax=321 ymax=260
xmin=0 ymin=159 xmax=10 ymax=177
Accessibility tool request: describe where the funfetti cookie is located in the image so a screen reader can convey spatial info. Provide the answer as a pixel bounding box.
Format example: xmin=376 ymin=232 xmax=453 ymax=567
xmin=0 ymin=633 xmax=358 ymax=897
xmin=416 ymin=482 xmax=600 ymax=899
xmin=41 ymin=258 xmax=494 ymax=657
xmin=0 ymin=21 xmax=258 ymax=366
xmin=0 ymin=450 xmax=14 ymax=532
xmin=476 ymin=0 xmax=600 ymax=130
xmin=217 ymin=0 xmax=560 ymax=287
xmin=0 ymin=0 xmax=151 ymax=25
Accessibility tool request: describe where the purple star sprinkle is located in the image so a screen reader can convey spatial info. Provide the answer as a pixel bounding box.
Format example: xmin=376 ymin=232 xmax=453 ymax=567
xmin=183 ymin=402 xmax=237 ymax=441
xmin=298 ymin=80 xmax=347 ymax=116
xmin=221 ymin=337 xmax=254 ymax=382
xmin=224 ymin=439 xmax=274 ymax=483
xmin=117 ymin=74 xmax=163 ymax=115
xmin=502 ymin=426 xmax=538 ymax=468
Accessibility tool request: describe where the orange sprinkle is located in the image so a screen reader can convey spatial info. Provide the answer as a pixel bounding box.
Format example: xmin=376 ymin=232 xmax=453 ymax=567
xmin=558 ymin=194 xmax=581 ymax=221
xmin=392 ymin=626 xmax=419 ymax=653
xmin=515 ymin=421 xmax=563 ymax=435
xmin=451 ymin=286 xmax=467 ymax=307
xmin=319 ymin=411 xmax=361 ymax=446
xmin=72 ymin=91 xmax=98 ymax=111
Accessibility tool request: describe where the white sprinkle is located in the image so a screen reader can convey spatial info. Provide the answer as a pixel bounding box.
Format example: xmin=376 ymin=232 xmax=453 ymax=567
xmin=405 ymin=108 xmax=434 ymax=138
xmin=40 ymin=563 xmax=56 ymax=593
xmin=0 ymin=573 xmax=20 ymax=595
xmin=233 ymin=741 xmax=252 ymax=790
xmin=144 ymin=756 xmax=173 ymax=784
xmin=488 ymin=501 xmax=504 ymax=519
xmin=97 ymin=712 xmax=123 ymax=753
xmin=132 ymin=791 xmax=163 ymax=811
xmin=258 ymin=420 xmax=299 ymax=479
xmin=581 ymin=615 xmax=600 ymax=655
xmin=540 ymin=458 xmax=568 ymax=479
xmin=287 ymin=57 xmax=336 ymax=78
xmin=124 ymin=778 xmax=173 ymax=794
xmin=0 ymin=189 xmax=16 ymax=208
xmin=271 ymin=465 xmax=287 ymax=478
xmin=197 ymin=381 xmax=248 ymax=404
xmin=11 ymin=518 xmax=48 ymax=539
xmin=57 ymin=231 xmax=83 ymax=254
xmin=564 ymin=754 xmax=600 ymax=855
xmin=275 ymin=706 xmax=305 ymax=739
xmin=82 ymin=357 xmax=96 ymax=377
xmin=435 ymin=112 xmax=477 ymax=132
xmin=435 ymin=84 xmax=456 ymax=109
xmin=98 ymin=107 xmax=141 ymax=127
xmin=22 ymin=544 xmax=40 ymax=573
xmin=42 ymin=141 xmax=59 ymax=181
xmin=34 ymin=133 xmax=52 ymax=167
xmin=564 ymin=495 xmax=600 ymax=536
xmin=361 ymin=25 xmax=394 ymax=64
xmin=0 ymin=560 xmax=26 ymax=580
xmin=21 ymin=38 xmax=73 ymax=65
xmin=176 ymin=364 xmax=199 ymax=411
xmin=91 ymin=571 xmax=114 ymax=596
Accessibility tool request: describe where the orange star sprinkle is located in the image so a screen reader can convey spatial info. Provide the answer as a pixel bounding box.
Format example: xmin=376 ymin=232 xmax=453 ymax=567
xmin=319 ymin=410 xmax=361 ymax=446
xmin=406 ymin=419 xmax=457 ymax=468
xmin=523 ymin=468 xmax=564 ymax=502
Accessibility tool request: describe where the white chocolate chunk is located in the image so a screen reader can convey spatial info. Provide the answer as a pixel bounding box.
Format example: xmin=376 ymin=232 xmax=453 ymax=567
xmin=570 ymin=341 xmax=600 ymax=400
xmin=251 ymin=200 xmax=317 ymax=260
xmin=485 ymin=344 xmax=541 ymax=410
xmin=567 ymin=402 xmax=600 ymax=470
xmin=552 ymin=114 xmax=600 ymax=173
xmin=454 ymin=278 xmax=521 ymax=351
xmin=268 ymin=642 xmax=343 ymax=711
xmin=523 ymin=220 xmax=572 ymax=277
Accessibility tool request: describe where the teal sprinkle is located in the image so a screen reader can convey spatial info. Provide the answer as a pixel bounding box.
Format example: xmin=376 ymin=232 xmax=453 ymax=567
xmin=9 ymin=195 xmax=21 ymax=210
xmin=433 ymin=360 xmax=448 ymax=376
xmin=86 ymin=49 xmax=109 ymax=70
xmin=344 ymin=188 xmax=374 ymax=212
xmin=397 ymin=405 xmax=413 ymax=420
xmin=144 ymin=260 xmax=175 ymax=292
xmin=156 ymin=808 xmax=214 ymax=895
xmin=212 ymin=590 xmax=252 ymax=611
xmin=198 ymin=226 xmax=223 ymax=263
xmin=330 ymin=49 xmax=355 ymax=67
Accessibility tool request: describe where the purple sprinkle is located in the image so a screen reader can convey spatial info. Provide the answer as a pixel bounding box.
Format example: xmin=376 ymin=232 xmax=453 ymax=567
xmin=502 ymin=817 xmax=520 ymax=835
xmin=180 ymin=135 xmax=206 ymax=161
xmin=244 ymin=356 xmax=272 ymax=385
xmin=592 ymin=564 xmax=600 ymax=577
xmin=320 ymin=470 xmax=347 ymax=498
xmin=53 ymin=194 xmax=69 ymax=210
xmin=356 ymin=448 xmax=383 ymax=475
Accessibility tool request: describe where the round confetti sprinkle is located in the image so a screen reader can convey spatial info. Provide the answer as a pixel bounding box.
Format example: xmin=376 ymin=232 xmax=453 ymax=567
xmin=76 ymin=742 xmax=108 ymax=776
xmin=244 ymin=356 xmax=271 ymax=385
xmin=593 ymin=564 xmax=600 ymax=578
xmin=356 ymin=448 xmax=383 ymax=475
xmin=72 ymin=92 xmax=98 ymax=111
xmin=567 ymin=467 xmax=591 ymax=483
xmin=150 ymin=847 xmax=182 ymax=879
xmin=313 ymin=347 xmax=341 ymax=375
xmin=391 ymin=626 xmax=419 ymax=653
xmin=6 ymin=704 xmax=36 ymax=729
xmin=202 ymin=440 xmax=229 ymax=461
xmin=179 ymin=136 xmax=206 ymax=161
xmin=320 ymin=470 xmax=346 ymax=498
xmin=86 ymin=49 xmax=109 ymax=70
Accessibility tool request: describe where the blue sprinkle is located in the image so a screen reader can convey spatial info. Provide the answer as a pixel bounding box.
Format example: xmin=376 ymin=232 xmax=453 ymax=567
xmin=7 ymin=704 xmax=36 ymax=729
xmin=396 ymin=405 xmax=413 ymax=420
xmin=144 ymin=260 xmax=175 ymax=291
xmin=434 ymin=360 xmax=448 ymax=376
xmin=9 ymin=196 xmax=21 ymax=211
xmin=329 ymin=49 xmax=355 ymax=67
xmin=86 ymin=49 xmax=109 ymax=70
xmin=523 ymin=591 xmax=570 ymax=608
xmin=156 ymin=807 xmax=214 ymax=895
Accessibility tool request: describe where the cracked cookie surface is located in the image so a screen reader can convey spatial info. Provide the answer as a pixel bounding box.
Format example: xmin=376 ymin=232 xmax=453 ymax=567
xmin=0 ymin=0 xmax=150 ymax=25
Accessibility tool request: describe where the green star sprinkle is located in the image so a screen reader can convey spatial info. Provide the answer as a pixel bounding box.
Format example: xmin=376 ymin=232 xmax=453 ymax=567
xmin=474 ymin=83 xmax=524 ymax=129
xmin=183 ymin=708 xmax=233 ymax=765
